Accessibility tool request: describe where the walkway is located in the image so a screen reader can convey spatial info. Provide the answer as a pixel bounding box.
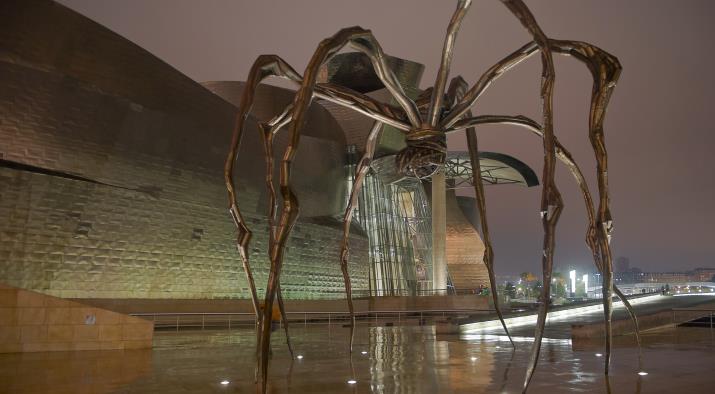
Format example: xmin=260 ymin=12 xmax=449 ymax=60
xmin=463 ymin=294 xmax=715 ymax=339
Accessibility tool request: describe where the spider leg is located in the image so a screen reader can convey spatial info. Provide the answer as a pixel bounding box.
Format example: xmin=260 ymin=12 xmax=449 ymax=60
xmin=427 ymin=0 xmax=473 ymax=127
xmin=316 ymin=83 xmax=411 ymax=131
xmin=551 ymin=39 xmax=624 ymax=375
xmin=257 ymin=97 xmax=406 ymax=362
xmin=441 ymin=41 xmax=539 ymax=130
xmin=251 ymin=73 xmax=413 ymax=372
xmin=229 ymin=53 xmax=409 ymax=392
xmin=446 ymin=76 xmax=515 ymax=348
xmin=340 ymin=121 xmax=384 ymax=352
xmin=444 ymin=38 xmax=635 ymax=373
xmin=473 ymin=37 xmax=626 ymax=377
xmin=259 ymin=114 xmax=296 ymax=361
xmin=258 ymin=27 xmax=422 ymax=393
xmin=447 ymin=6 xmax=627 ymax=391
xmin=224 ymin=56 xmax=302 ymax=385
xmin=449 ymin=113 xmax=641 ymax=372
xmin=497 ymin=2 xmax=561 ymax=391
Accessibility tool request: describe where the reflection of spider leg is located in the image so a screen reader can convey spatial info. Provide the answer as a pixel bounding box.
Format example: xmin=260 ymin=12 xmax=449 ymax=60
xmin=497 ymin=2 xmax=561 ymax=390
xmin=447 ymin=76 xmax=515 ymax=348
xmin=256 ymin=27 xmax=422 ymax=393
xmin=340 ymin=121 xmax=383 ymax=352
xmin=275 ymin=283 xmax=294 ymax=357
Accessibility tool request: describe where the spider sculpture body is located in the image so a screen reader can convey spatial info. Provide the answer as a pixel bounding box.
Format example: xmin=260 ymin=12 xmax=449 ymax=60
xmin=224 ymin=1 xmax=639 ymax=392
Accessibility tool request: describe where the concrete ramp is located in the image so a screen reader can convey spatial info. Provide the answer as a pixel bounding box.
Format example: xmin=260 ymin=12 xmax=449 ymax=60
xmin=571 ymin=297 xmax=715 ymax=341
xmin=0 ymin=283 xmax=152 ymax=353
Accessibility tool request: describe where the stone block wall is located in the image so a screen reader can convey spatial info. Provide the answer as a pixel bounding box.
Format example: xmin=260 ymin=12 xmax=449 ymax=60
xmin=445 ymin=191 xmax=489 ymax=290
xmin=0 ymin=283 xmax=152 ymax=353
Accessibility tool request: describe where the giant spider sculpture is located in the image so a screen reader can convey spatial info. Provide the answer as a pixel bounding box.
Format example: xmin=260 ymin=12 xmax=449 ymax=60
xmin=224 ymin=0 xmax=640 ymax=392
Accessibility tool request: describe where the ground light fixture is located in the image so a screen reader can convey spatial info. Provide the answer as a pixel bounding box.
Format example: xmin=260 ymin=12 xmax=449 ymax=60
xmin=296 ymin=355 xmax=304 ymax=360
xmin=347 ymin=379 xmax=357 ymax=385
xmin=220 ymin=380 xmax=230 ymax=385
xmin=638 ymin=372 xmax=648 ymax=376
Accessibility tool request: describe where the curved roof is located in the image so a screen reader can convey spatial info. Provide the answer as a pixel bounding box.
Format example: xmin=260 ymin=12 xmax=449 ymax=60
xmin=445 ymin=151 xmax=539 ymax=188
xmin=370 ymin=151 xmax=539 ymax=188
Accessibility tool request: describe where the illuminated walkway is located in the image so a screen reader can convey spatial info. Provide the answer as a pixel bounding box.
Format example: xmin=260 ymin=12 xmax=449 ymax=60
xmin=1 ymin=323 xmax=714 ymax=393
xmin=463 ymin=294 xmax=715 ymax=339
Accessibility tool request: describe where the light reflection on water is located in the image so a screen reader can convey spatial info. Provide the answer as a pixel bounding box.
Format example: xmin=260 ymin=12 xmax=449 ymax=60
xmin=0 ymin=325 xmax=713 ymax=393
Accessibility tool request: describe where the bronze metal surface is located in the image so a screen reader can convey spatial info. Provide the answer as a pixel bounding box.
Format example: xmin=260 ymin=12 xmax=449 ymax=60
xmin=225 ymin=1 xmax=627 ymax=392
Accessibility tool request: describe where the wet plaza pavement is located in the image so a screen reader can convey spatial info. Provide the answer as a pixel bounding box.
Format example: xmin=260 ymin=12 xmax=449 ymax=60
xmin=1 ymin=322 xmax=714 ymax=393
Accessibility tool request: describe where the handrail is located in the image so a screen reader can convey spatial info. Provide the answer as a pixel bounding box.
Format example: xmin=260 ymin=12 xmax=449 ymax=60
xmin=129 ymin=309 xmax=494 ymax=331
xmin=352 ymin=289 xmax=490 ymax=297
xmin=130 ymin=309 xmax=491 ymax=316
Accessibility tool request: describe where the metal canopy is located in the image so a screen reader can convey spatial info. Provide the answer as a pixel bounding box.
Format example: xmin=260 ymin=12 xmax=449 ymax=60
xmin=370 ymin=151 xmax=538 ymax=188
xmin=444 ymin=151 xmax=539 ymax=189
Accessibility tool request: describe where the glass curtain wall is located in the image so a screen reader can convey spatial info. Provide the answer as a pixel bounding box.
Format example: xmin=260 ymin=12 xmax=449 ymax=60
xmin=347 ymin=145 xmax=434 ymax=296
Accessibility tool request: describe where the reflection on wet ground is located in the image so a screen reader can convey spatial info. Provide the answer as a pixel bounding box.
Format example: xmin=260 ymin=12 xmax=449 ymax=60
xmin=1 ymin=324 xmax=714 ymax=393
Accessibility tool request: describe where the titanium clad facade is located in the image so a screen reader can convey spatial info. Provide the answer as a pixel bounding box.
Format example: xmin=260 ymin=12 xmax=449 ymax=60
xmin=0 ymin=0 xmax=369 ymax=300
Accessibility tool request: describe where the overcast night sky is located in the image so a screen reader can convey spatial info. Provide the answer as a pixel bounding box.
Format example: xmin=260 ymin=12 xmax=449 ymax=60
xmin=57 ymin=0 xmax=715 ymax=276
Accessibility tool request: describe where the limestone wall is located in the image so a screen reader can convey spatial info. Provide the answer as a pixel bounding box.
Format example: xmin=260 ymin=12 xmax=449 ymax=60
xmin=0 ymin=283 xmax=152 ymax=353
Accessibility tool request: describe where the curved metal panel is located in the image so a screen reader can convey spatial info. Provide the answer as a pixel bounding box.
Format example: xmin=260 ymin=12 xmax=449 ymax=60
xmin=204 ymin=81 xmax=349 ymax=218
xmin=445 ymin=151 xmax=539 ymax=188
xmin=0 ymin=0 xmax=368 ymax=301
xmin=369 ymin=151 xmax=538 ymax=188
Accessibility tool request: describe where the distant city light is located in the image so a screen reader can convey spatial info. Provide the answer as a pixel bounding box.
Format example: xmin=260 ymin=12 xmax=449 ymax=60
xmin=583 ymin=274 xmax=589 ymax=295
xmin=569 ymin=270 xmax=577 ymax=294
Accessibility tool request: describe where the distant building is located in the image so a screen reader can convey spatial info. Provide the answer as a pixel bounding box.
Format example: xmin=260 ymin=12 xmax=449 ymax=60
xmin=618 ymin=268 xmax=715 ymax=285
xmin=691 ymin=268 xmax=715 ymax=282
xmin=614 ymin=267 xmax=643 ymax=284
xmin=642 ymin=272 xmax=690 ymax=284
